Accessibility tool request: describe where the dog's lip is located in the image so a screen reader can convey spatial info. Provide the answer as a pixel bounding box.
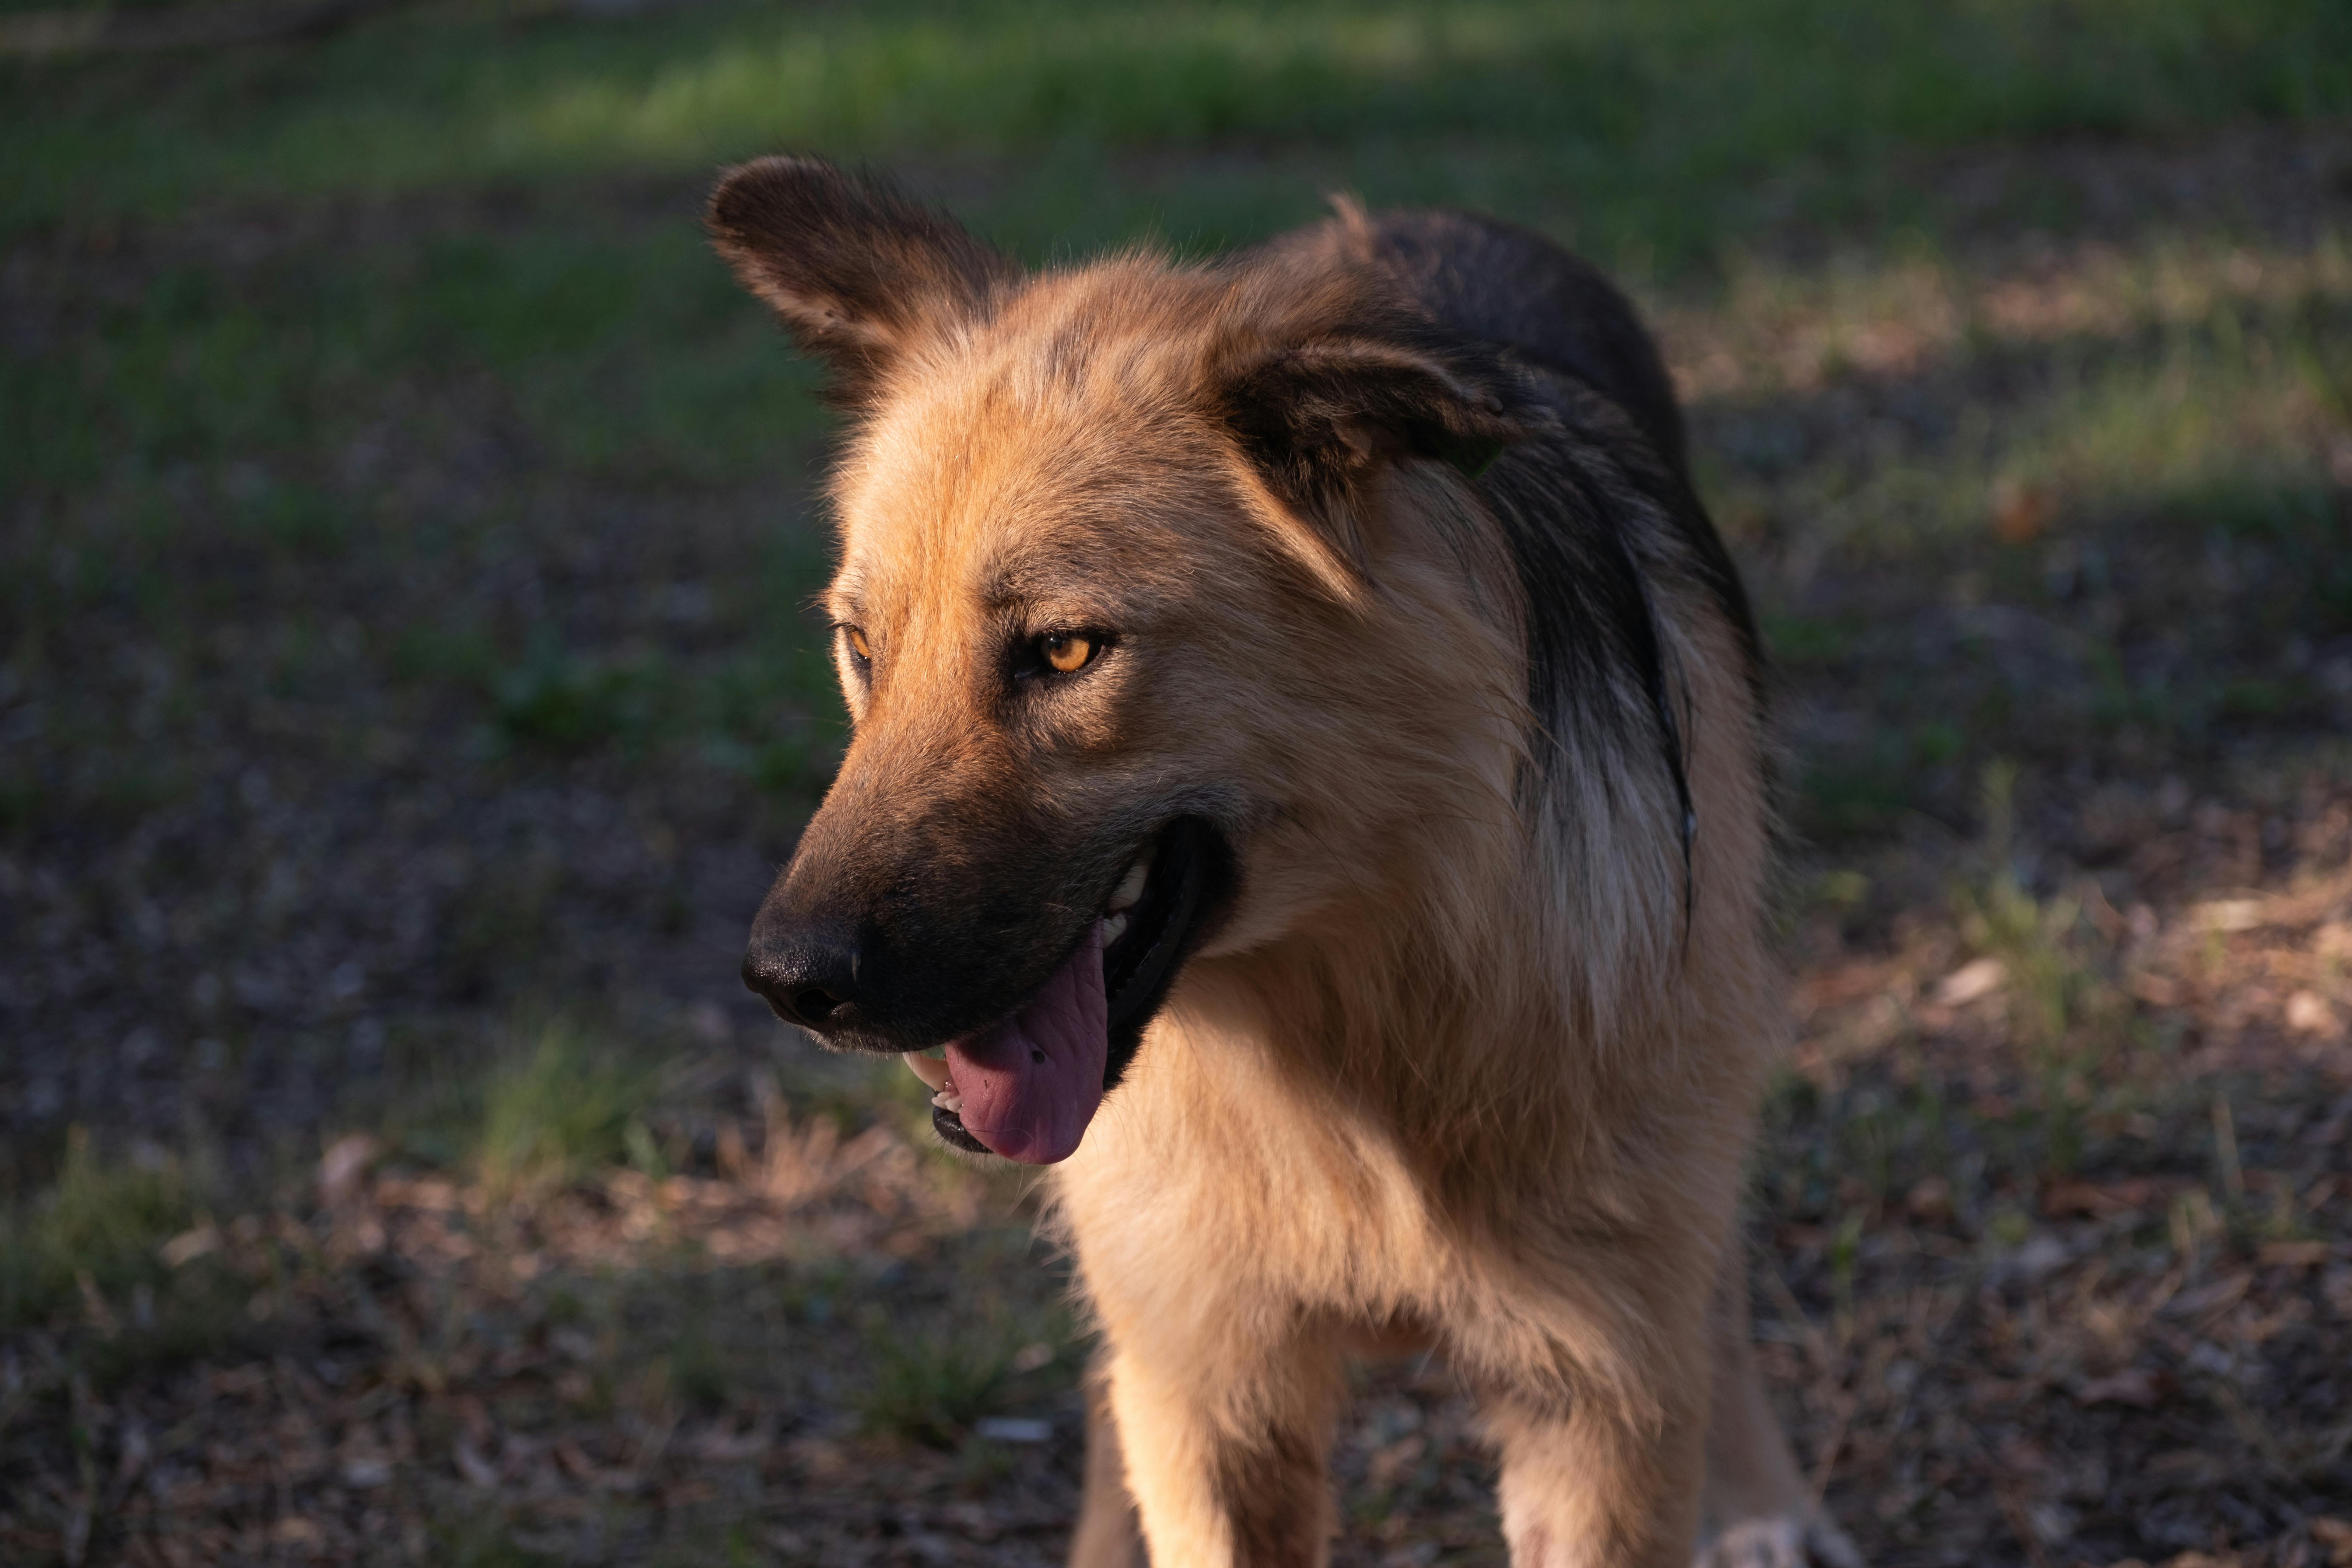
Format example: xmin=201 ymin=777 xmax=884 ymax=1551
xmin=1102 ymin=824 xmax=1192 ymax=1031
xmin=883 ymin=823 xmax=1188 ymax=1055
xmin=923 ymin=819 xmax=1214 ymax=1153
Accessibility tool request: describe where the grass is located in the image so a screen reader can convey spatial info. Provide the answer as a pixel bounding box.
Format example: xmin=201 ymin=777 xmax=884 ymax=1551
xmin=856 ymin=1319 xmax=1020 ymax=1449
xmin=1695 ymin=240 xmax=2352 ymax=562
xmin=6 ymin=13 xmax=2341 ymax=873
xmin=5 ymin=0 xmax=2352 ymax=1562
xmin=6 ymin=0 xmax=2350 ymax=247
xmin=0 ymin=1129 xmax=194 ymax=1328
xmin=0 ymin=217 xmax=826 ymax=503
xmin=472 ymin=1020 xmax=653 ymax=1200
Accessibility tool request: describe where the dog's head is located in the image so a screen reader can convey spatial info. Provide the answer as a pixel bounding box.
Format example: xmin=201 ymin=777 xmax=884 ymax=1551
xmin=716 ymin=159 xmax=1534 ymax=1163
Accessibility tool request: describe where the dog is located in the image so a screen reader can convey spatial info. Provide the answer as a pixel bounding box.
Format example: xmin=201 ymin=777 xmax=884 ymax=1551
xmin=719 ymin=156 xmax=1859 ymax=1568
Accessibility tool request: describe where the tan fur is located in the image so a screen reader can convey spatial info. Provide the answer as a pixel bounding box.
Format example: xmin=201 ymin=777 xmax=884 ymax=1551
xmin=715 ymin=162 xmax=1856 ymax=1567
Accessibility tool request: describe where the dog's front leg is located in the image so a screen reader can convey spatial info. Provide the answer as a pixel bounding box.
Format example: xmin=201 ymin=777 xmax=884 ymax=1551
xmin=1096 ymin=1328 xmax=1343 ymax=1568
xmin=1484 ymin=1377 xmax=1709 ymax=1568
xmin=1070 ymin=1356 xmax=1146 ymax=1568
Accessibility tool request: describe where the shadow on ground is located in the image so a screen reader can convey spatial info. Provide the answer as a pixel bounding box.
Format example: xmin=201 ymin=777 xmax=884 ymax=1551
xmin=5 ymin=17 xmax=2352 ymax=1563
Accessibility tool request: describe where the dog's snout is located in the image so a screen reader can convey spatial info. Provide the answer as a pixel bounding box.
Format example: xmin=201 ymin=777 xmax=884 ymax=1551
xmin=741 ymin=930 xmax=862 ymax=1035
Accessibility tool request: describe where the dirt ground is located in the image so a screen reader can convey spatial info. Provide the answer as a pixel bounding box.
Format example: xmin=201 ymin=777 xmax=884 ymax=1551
xmin=4 ymin=115 xmax=2351 ymax=1566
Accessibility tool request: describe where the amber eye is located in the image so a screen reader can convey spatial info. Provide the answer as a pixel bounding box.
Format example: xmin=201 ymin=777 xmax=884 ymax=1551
xmin=1041 ymin=631 xmax=1097 ymax=674
xmin=844 ymin=626 xmax=872 ymax=663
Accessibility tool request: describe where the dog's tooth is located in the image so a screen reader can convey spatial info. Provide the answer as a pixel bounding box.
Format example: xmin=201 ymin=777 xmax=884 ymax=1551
xmin=1105 ymin=852 xmax=1152 ymax=913
xmin=904 ymin=1051 xmax=950 ymax=1091
xmin=932 ymin=1087 xmax=962 ymax=1113
xmin=1101 ymin=912 xmax=1128 ymax=945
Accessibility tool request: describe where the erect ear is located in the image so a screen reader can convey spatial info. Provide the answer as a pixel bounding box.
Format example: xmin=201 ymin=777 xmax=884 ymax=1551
xmin=1209 ymin=322 xmax=1535 ymax=597
xmin=707 ymin=156 xmax=1016 ymax=404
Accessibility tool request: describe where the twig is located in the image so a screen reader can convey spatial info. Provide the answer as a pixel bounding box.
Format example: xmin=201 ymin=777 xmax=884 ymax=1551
xmin=1758 ymin=1257 xmax=1833 ymax=1376
xmin=2212 ymin=1093 xmax=2245 ymax=1205
xmin=1808 ymin=1392 xmax=1854 ymax=1506
xmin=1993 ymin=1479 xmax=2056 ymax=1568
xmin=64 ymin=1374 xmax=96 ymax=1568
xmin=1757 ymin=1259 xmax=1852 ymax=1502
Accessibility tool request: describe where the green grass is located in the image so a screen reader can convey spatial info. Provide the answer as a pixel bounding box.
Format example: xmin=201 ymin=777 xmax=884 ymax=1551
xmin=10 ymin=0 xmax=2346 ymax=650
xmin=856 ymin=1319 xmax=1019 ymax=1448
xmin=1705 ymin=273 xmax=2352 ymax=565
xmin=4 ymin=0 xmax=2348 ymax=1262
xmin=0 ymin=1128 xmax=195 ymax=1326
xmin=471 ymin=1020 xmax=656 ymax=1199
xmin=5 ymin=8 xmax=2348 ymax=1560
xmin=0 ymin=218 xmax=826 ymax=502
xmin=0 ymin=1130 xmax=269 ymax=1388
xmin=7 ymin=0 xmax=2349 ymax=250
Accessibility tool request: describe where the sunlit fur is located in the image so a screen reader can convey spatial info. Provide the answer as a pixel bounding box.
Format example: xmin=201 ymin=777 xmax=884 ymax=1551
xmin=713 ymin=159 xmax=1856 ymax=1568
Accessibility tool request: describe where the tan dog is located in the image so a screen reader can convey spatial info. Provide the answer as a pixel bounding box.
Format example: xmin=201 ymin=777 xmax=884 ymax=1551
xmin=718 ymin=158 xmax=1859 ymax=1568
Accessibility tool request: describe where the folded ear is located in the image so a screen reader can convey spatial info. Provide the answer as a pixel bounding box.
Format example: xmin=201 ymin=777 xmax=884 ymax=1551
xmin=1210 ymin=324 xmax=1535 ymax=597
xmin=707 ymin=156 xmax=1016 ymax=403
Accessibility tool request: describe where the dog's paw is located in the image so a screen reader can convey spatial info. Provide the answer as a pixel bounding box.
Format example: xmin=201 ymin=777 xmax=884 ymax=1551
xmin=1691 ymin=1514 xmax=1864 ymax=1568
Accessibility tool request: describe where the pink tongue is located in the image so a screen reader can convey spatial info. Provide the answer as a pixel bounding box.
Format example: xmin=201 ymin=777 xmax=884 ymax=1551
xmin=942 ymin=924 xmax=1107 ymax=1164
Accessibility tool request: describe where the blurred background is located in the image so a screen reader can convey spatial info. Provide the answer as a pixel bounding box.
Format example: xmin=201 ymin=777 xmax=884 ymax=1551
xmin=4 ymin=2 xmax=2351 ymax=1563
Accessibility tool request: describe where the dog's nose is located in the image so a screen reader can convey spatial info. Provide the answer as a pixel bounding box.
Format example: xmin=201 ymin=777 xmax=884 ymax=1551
xmin=741 ymin=930 xmax=863 ymax=1034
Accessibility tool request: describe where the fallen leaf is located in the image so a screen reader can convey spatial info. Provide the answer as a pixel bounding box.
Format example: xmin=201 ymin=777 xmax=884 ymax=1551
xmin=1368 ymin=1433 xmax=1429 ymax=1487
xmin=339 ymin=1457 xmax=391 ymax=1489
xmin=2009 ymin=1232 xmax=2073 ymax=1281
xmin=2071 ymin=1368 xmax=2163 ymax=1408
xmin=1991 ymin=478 xmax=2053 ymax=543
xmin=788 ymin=1438 xmax=848 ymax=1479
xmin=317 ymin=1132 xmax=379 ymax=1206
xmin=2196 ymin=898 xmax=2265 ymax=933
xmin=75 ymin=1268 xmax=118 ymax=1335
xmin=972 ymin=1416 xmax=1052 ymax=1444
xmin=2164 ymin=1272 xmax=2251 ymax=1321
xmin=159 ymin=1225 xmax=221 ymax=1268
xmin=2257 ymin=1239 xmax=2331 ymax=1268
xmin=690 ymin=1422 xmax=773 ymax=1461
xmin=2044 ymin=1178 xmax=2157 ymax=1218
xmin=2286 ymin=989 xmax=2343 ymax=1037
xmin=1935 ymin=956 xmax=2007 ymax=1006
xmin=1907 ymin=1176 xmax=1953 ymax=1221
xmin=452 ymin=1437 xmax=500 ymax=1488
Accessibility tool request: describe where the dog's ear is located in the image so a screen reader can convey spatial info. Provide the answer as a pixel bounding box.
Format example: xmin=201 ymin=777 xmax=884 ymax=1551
xmin=708 ymin=156 xmax=1015 ymax=403
xmin=1210 ymin=324 xmax=1533 ymax=598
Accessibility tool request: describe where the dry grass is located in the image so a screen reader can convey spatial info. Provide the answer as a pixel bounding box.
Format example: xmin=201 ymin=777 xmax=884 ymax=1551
xmin=2 ymin=828 xmax=2346 ymax=1565
xmin=4 ymin=37 xmax=2351 ymax=1566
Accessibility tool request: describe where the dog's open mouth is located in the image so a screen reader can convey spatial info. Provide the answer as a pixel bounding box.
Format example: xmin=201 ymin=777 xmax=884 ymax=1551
xmin=901 ymin=818 xmax=1222 ymax=1164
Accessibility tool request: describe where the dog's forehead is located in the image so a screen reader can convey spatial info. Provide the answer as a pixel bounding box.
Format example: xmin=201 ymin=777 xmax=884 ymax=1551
xmin=829 ymin=341 xmax=1210 ymax=618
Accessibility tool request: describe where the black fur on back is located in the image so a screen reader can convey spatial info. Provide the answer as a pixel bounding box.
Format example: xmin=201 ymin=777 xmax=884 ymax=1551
xmin=1251 ymin=209 xmax=1759 ymax=911
xmin=1344 ymin=210 xmax=1692 ymax=480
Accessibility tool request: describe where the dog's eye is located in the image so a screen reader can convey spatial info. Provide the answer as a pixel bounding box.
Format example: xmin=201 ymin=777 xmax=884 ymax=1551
xmin=843 ymin=626 xmax=872 ymax=663
xmin=1040 ymin=632 xmax=1097 ymax=674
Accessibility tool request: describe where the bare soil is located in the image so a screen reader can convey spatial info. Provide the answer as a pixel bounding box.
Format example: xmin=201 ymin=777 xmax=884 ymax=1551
xmin=3 ymin=124 xmax=2350 ymax=1567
